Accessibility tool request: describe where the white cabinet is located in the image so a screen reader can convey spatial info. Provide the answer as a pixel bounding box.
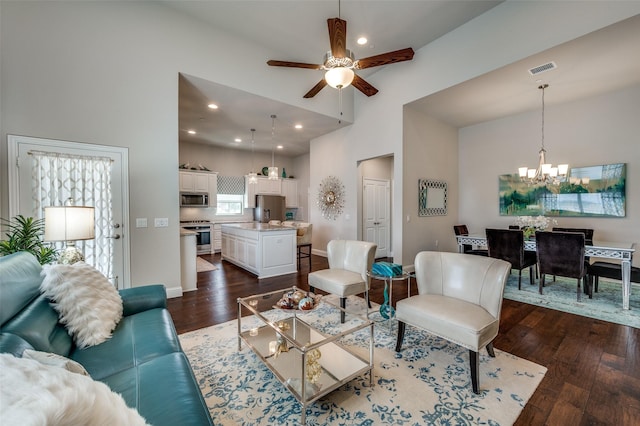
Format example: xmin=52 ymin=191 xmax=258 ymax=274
xmin=244 ymin=176 xmax=297 ymax=208
xmin=179 ymin=171 xmax=209 ymax=192
xmin=208 ymin=174 xmax=218 ymax=207
xmin=212 ymin=224 xmax=222 ymax=252
xmin=221 ymin=224 xmax=296 ymax=278
xmin=281 ymin=179 xmax=298 ymax=208
xmin=256 ymin=177 xmax=281 ymax=195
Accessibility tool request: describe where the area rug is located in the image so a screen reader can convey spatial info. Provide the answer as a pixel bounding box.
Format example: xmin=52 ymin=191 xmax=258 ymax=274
xmin=196 ymin=257 xmax=218 ymax=272
xmin=180 ymin=296 xmax=546 ymax=425
xmin=503 ymin=272 xmax=640 ymax=328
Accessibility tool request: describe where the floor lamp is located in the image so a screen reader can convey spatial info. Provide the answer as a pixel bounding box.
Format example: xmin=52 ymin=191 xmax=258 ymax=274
xmin=44 ymin=198 xmax=95 ymax=264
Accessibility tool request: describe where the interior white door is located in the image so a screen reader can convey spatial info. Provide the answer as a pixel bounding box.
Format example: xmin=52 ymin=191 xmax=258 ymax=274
xmin=8 ymin=135 xmax=131 ymax=289
xmin=363 ymin=178 xmax=390 ymax=258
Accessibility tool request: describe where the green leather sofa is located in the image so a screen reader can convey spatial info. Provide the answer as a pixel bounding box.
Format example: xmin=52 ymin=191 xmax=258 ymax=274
xmin=0 ymin=252 xmax=213 ymax=425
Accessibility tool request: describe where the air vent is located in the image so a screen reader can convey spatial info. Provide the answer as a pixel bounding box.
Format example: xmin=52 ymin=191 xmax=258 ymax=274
xmin=528 ymin=61 xmax=557 ymax=76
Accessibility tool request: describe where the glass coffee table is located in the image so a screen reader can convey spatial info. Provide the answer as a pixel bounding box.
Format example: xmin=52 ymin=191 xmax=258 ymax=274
xmin=238 ymin=287 xmax=374 ymax=425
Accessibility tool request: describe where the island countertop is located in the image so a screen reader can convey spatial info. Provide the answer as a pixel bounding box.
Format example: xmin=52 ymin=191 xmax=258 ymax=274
xmin=221 ymin=222 xmax=295 ymax=232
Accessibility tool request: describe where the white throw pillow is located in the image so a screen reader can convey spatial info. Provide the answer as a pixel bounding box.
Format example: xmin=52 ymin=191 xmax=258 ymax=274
xmin=22 ymin=349 xmax=90 ymax=376
xmin=0 ymin=354 xmax=149 ymax=426
xmin=40 ymin=262 xmax=123 ymax=349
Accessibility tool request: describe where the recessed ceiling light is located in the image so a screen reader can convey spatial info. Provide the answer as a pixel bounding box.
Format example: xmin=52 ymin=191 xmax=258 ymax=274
xmin=277 ymin=145 xmax=283 ymax=150
xmin=357 ymin=37 xmax=368 ymax=45
xmin=207 ymin=103 xmax=218 ymax=109
xmin=294 ymin=124 xmax=303 ymax=129
xmin=187 ymin=130 xmax=196 ymax=135
xmin=234 ymin=138 xmax=242 ymax=143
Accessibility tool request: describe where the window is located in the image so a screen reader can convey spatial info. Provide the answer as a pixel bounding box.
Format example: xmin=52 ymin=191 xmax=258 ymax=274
xmin=216 ymin=194 xmax=243 ymax=215
xmin=216 ymin=176 xmax=245 ymax=216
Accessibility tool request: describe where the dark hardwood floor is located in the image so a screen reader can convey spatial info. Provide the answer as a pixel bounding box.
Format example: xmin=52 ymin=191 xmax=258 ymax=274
xmin=167 ymin=253 xmax=640 ymax=426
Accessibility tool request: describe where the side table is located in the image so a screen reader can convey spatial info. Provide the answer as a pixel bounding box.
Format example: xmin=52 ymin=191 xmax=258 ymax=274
xmin=367 ymin=270 xmax=412 ymax=329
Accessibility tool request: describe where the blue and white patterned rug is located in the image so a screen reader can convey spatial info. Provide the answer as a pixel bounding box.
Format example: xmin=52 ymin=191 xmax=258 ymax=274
xmin=503 ymin=272 xmax=640 ymax=328
xmin=180 ymin=296 xmax=546 ymax=425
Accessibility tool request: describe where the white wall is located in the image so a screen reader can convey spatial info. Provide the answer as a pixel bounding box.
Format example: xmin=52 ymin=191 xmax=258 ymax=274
xmin=0 ymin=1 xmax=343 ymax=294
xmin=459 ymin=86 xmax=640 ymax=265
xmin=403 ymin=109 xmax=459 ymax=264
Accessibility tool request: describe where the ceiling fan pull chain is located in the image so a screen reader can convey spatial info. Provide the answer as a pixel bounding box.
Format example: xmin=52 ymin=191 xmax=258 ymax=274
xmin=338 ymin=87 xmax=343 ymax=124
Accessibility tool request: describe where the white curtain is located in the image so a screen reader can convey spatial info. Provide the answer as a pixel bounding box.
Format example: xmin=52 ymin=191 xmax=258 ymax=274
xmin=31 ymin=151 xmax=113 ymax=278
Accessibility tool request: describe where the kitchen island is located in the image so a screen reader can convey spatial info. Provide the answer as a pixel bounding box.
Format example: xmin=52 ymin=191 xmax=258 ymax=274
xmin=221 ymin=223 xmax=297 ymax=279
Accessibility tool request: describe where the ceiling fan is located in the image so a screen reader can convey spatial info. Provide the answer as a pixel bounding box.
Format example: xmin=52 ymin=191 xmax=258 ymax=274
xmin=267 ymin=16 xmax=414 ymax=98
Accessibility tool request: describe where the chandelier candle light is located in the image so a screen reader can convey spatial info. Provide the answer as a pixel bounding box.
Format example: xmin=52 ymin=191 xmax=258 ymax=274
xmin=518 ymin=84 xmax=568 ymax=185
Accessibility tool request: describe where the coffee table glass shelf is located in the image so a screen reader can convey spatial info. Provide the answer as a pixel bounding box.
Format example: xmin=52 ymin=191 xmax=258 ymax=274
xmin=238 ymin=287 xmax=374 ymax=425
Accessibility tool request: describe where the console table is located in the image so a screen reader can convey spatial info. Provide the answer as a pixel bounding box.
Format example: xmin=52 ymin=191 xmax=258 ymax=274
xmin=456 ymin=235 xmax=636 ymax=310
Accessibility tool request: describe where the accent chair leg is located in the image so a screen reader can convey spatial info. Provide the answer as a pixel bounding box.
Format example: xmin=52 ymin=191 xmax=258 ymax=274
xmin=395 ymin=321 xmax=406 ymax=352
xmin=469 ymin=350 xmax=480 ymax=394
xmin=340 ymin=297 xmax=346 ymax=323
xmin=309 ymin=286 xmax=315 ymax=294
xmin=486 ymin=342 xmax=495 ymax=358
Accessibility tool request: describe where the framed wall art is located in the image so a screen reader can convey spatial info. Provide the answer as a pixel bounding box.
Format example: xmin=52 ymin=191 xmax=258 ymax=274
xmin=419 ymin=179 xmax=447 ymax=216
xmin=499 ymin=163 xmax=626 ymax=217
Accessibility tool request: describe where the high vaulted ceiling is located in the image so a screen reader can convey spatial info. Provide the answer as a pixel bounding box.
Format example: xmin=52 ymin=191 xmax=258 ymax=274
xmin=169 ymin=1 xmax=640 ymax=156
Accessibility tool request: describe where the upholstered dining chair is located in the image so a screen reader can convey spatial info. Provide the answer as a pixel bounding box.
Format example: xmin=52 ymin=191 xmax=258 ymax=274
xmin=395 ymin=251 xmax=510 ymax=394
xmin=308 ymin=240 xmax=377 ymax=323
xmin=485 ymin=228 xmax=537 ymax=289
xmin=588 ymin=261 xmax=640 ymax=293
xmin=453 ymin=225 xmax=488 ymax=256
xmin=551 ymin=227 xmax=594 ymax=287
xmin=536 ymin=231 xmax=590 ymax=300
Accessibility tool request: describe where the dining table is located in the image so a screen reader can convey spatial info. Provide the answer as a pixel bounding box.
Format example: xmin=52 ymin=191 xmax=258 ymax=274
xmin=455 ymin=234 xmax=636 ymax=310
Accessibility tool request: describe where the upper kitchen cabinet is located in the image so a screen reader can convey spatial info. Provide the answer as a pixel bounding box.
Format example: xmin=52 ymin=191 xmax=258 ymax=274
xmin=179 ymin=170 xmax=217 ymax=207
xmin=244 ymin=176 xmax=296 ymax=208
xmin=281 ymin=179 xmax=298 ymax=208
xmin=179 ymin=171 xmax=209 ymax=192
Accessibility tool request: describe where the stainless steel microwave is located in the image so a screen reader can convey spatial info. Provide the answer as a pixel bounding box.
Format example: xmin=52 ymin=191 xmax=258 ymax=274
xmin=180 ymin=192 xmax=209 ymax=207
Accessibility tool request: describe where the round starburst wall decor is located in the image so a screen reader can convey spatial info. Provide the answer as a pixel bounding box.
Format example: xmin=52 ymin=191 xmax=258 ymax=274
xmin=317 ymin=176 xmax=345 ymax=220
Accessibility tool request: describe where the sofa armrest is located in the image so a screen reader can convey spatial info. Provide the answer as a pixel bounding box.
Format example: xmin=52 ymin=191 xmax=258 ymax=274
xmin=119 ymin=285 xmax=167 ymax=316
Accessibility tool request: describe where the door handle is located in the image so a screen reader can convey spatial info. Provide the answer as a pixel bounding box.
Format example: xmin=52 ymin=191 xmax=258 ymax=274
xmin=108 ymin=234 xmax=121 ymax=239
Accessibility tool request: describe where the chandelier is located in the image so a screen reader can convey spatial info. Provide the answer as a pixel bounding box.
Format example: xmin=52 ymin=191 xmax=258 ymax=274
xmin=268 ymin=115 xmax=279 ymax=180
xmin=247 ymin=128 xmax=258 ymax=185
xmin=518 ymin=84 xmax=568 ymax=185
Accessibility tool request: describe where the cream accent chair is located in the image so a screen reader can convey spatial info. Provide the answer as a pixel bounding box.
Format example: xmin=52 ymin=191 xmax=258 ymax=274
xmin=395 ymin=251 xmax=510 ymax=394
xmin=308 ymin=240 xmax=377 ymax=323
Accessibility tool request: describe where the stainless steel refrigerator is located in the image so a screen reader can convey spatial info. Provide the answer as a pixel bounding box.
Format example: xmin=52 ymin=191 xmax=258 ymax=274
xmin=254 ymin=195 xmax=285 ymax=223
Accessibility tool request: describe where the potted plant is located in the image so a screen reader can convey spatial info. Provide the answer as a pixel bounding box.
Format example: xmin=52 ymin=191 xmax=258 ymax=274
xmin=0 ymin=215 xmax=58 ymax=264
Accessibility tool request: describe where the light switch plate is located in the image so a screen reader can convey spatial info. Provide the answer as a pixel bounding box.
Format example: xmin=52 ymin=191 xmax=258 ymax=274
xmin=136 ymin=218 xmax=148 ymax=228
xmin=154 ymin=218 xmax=169 ymax=227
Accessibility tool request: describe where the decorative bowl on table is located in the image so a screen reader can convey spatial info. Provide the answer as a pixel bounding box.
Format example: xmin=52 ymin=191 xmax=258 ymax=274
xmin=274 ymin=290 xmax=321 ymax=311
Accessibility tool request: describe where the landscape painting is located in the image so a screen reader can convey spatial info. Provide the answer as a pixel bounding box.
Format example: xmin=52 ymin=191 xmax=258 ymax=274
xmin=499 ymin=163 xmax=626 ymax=217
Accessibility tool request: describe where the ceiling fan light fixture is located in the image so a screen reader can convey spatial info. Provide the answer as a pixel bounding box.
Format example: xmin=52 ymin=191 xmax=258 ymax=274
xmin=325 ymin=67 xmax=354 ymax=89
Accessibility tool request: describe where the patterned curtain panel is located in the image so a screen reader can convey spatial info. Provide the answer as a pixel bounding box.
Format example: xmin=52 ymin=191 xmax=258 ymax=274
xmin=217 ymin=175 xmax=245 ymax=195
xmin=31 ymin=151 xmax=113 ymax=279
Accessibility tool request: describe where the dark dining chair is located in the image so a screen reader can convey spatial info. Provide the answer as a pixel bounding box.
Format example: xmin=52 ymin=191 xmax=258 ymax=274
xmin=453 ymin=225 xmax=488 ymax=256
xmin=588 ymin=261 xmax=640 ymax=293
xmin=551 ymin=227 xmax=594 ymax=289
xmin=485 ymin=228 xmax=536 ymax=289
xmin=536 ymin=231 xmax=590 ymax=301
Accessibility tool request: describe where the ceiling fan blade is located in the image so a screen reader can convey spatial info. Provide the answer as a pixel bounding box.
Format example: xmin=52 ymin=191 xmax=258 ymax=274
xmin=328 ymin=18 xmax=347 ymax=58
xmin=267 ymin=60 xmax=322 ymax=70
xmin=352 ymin=74 xmax=378 ymax=97
xmin=356 ymin=48 xmax=415 ymax=69
xmin=303 ymin=79 xmax=328 ymax=98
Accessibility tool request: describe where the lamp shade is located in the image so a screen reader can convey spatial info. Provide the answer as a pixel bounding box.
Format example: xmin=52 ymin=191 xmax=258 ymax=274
xmin=44 ymin=206 xmax=95 ymax=242
xmin=324 ymin=67 xmax=354 ymax=89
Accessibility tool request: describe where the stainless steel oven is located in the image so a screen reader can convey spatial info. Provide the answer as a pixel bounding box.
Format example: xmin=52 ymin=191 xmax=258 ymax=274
xmin=181 ymin=222 xmax=212 ymax=255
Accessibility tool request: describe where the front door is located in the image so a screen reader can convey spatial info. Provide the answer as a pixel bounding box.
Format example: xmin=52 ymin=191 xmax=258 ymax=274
xmin=8 ymin=135 xmax=130 ymax=289
xmin=363 ymin=178 xmax=390 ymax=258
